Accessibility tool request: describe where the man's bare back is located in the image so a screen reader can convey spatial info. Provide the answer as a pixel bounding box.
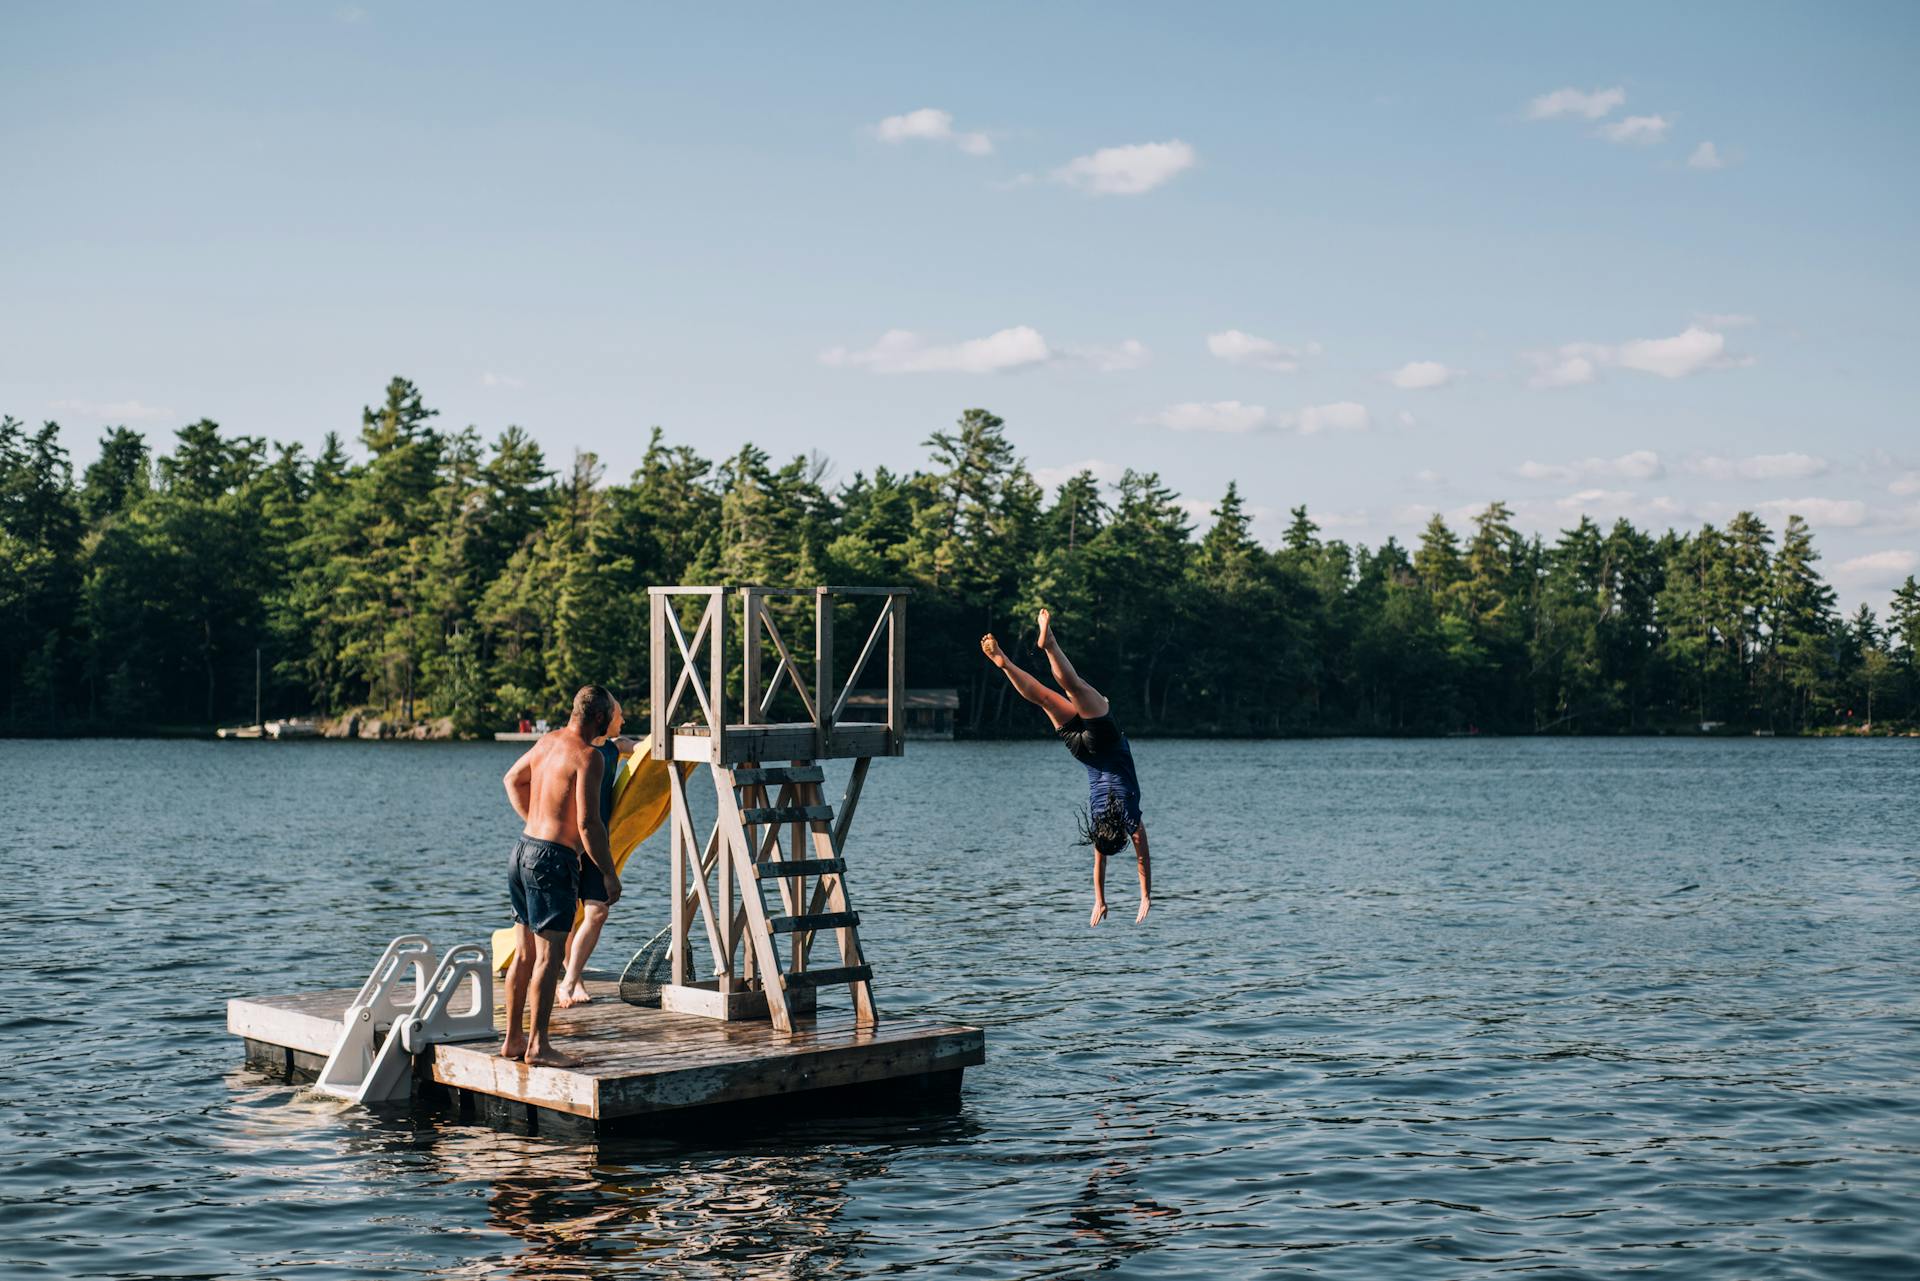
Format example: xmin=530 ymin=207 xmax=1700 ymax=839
xmin=510 ymin=728 xmax=599 ymax=853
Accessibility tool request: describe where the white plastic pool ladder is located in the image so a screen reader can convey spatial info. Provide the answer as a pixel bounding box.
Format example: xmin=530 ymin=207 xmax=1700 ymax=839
xmin=313 ymin=935 xmax=495 ymax=1104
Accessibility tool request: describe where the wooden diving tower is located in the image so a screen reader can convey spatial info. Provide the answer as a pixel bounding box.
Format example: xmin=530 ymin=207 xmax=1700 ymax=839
xmin=222 ymin=583 xmax=983 ymax=1136
xmin=648 ymin=584 xmax=906 ymax=1033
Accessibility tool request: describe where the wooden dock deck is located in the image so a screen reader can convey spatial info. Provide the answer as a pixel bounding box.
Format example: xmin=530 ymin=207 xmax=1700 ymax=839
xmin=229 ymin=978 xmax=984 ymax=1136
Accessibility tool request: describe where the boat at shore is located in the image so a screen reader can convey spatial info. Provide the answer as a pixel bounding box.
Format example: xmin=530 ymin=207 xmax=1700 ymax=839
xmin=217 ymin=719 xmax=321 ymax=740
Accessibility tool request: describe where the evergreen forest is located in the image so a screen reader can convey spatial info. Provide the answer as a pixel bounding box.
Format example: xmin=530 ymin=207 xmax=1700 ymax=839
xmin=4 ymin=378 xmax=1917 ymax=737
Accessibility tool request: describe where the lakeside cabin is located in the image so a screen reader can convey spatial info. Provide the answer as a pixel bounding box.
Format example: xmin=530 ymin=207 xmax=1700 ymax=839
xmin=843 ymin=688 xmax=958 ymax=739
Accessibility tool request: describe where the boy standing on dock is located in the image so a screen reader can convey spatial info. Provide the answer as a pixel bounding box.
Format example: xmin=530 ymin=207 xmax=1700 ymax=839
xmin=499 ymin=684 xmax=624 ymax=1066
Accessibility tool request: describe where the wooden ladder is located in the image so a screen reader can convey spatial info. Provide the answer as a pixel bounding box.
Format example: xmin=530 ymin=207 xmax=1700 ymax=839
xmin=715 ymin=760 xmax=877 ymax=1032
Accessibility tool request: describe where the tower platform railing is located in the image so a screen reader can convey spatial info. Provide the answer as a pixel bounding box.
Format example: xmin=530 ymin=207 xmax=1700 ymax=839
xmin=648 ymin=585 xmax=909 ymax=766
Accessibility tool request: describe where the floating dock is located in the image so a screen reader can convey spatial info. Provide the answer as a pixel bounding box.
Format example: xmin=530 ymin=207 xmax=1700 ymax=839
xmin=228 ymin=976 xmax=983 ymax=1136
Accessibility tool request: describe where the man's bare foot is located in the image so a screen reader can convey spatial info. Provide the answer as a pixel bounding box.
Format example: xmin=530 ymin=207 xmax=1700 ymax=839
xmin=980 ymin=633 xmax=1007 ymax=668
xmin=1090 ymin=900 xmax=1109 ymax=927
xmin=1036 ymin=608 xmax=1053 ymax=652
xmin=523 ymin=1044 xmax=578 ymax=1068
xmin=556 ymin=981 xmax=592 ymax=1008
xmin=1136 ymin=898 xmax=1151 ymax=924
xmin=498 ymin=1036 xmax=526 ymax=1060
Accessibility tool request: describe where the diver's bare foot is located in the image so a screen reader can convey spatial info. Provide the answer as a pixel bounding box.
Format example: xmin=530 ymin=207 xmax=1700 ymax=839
xmin=556 ymin=981 xmax=592 ymax=1008
xmin=1090 ymin=900 xmax=1109 ymax=927
xmin=1036 ymin=608 xmax=1053 ymax=652
xmin=1136 ymin=898 xmax=1151 ymax=924
xmin=980 ymin=634 xmax=1007 ymax=668
xmin=498 ymin=1035 xmax=526 ymax=1060
xmin=523 ymin=1044 xmax=578 ymax=1068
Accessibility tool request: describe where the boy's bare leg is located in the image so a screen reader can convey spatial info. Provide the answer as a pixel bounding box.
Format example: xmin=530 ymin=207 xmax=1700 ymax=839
xmin=1132 ymin=824 xmax=1152 ymax=923
xmin=982 ymin=633 xmax=1076 ymax=728
xmin=524 ymin=932 xmax=577 ymax=1067
xmin=1091 ymin=848 xmax=1109 ymax=926
xmin=499 ymin=923 xmax=535 ymax=1058
xmin=1036 ymin=610 xmax=1110 ymax=720
xmin=558 ymin=901 xmax=608 ymax=1007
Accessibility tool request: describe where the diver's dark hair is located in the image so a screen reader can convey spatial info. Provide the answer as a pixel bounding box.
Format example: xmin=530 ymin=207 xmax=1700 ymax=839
xmin=1075 ymin=797 xmax=1131 ymax=857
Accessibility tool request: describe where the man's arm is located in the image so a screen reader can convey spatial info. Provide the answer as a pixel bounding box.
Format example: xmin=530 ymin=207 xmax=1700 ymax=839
xmin=503 ymin=748 xmax=536 ymax=821
xmin=576 ymin=750 xmax=620 ymax=904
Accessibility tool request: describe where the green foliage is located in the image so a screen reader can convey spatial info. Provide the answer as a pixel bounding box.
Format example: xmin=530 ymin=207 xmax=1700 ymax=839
xmin=4 ymin=384 xmax=1915 ymax=735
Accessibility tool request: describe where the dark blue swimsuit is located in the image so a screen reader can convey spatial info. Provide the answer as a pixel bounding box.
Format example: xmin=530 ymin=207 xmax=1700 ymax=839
xmin=577 ymin=740 xmax=619 ymax=902
xmin=1057 ymin=714 xmax=1143 ymax=832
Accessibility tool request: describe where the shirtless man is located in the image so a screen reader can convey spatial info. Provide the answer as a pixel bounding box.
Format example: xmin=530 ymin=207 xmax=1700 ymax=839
xmin=499 ymin=684 xmax=623 ymax=1065
xmin=556 ymin=698 xmax=643 ymax=1009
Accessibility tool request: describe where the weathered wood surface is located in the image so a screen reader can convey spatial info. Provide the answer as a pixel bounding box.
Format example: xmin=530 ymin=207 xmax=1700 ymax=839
xmin=669 ymin=722 xmax=890 ymax=764
xmin=228 ymin=977 xmax=982 ymax=1124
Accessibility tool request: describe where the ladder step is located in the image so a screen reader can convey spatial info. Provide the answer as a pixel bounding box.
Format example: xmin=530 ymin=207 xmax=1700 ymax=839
xmin=755 ymin=858 xmax=845 ymax=879
xmin=733 ymin=766 xmax=825 ymax=787
xmin=741 ymin=804 xmax=834 ymax=825
xmin=768 ymin=911 xmax=860 ymax=934
xmin=782 ymin=964 xmax=873 ymax=989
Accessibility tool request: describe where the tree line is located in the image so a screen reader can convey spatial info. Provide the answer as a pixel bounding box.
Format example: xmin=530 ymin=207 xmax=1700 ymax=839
xmin=3 ymin=377 xmax=1917 ymax=737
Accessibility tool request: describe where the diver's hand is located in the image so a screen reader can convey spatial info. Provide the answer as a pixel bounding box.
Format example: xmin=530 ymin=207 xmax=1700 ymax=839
xmin=606 ymin=872 xmax=623 ymax=906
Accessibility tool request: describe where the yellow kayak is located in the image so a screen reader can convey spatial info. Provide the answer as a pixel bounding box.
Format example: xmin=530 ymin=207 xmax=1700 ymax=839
xmin=490 ymin=734 xmax=688 ymax=972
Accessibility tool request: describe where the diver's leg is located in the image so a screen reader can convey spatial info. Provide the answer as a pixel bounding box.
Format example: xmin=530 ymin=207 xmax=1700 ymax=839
xmin=982 ymin=633 xmax=1076 ymax=728
xmin=1037 ymin=610 xmax=1110 ymax=720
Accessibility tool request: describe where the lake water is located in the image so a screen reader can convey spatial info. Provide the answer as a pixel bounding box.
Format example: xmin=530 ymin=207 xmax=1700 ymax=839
xmin=1 ymin=737 xmax=1916 ymax=1279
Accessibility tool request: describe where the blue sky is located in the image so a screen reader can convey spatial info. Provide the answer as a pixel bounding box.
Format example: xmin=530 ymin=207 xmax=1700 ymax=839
xmin=4 ymin=2 xmax=1917 ymax=610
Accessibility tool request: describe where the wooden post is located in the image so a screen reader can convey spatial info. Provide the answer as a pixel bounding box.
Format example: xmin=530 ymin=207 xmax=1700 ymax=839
xmin=717 ymin=761 xmax=737 ymax=990
xmin=741 ymin=589 xmax=761 ymax=727
xmin=888 ymin=592 xmax=907 ymax=756
xmin=709 ymin=592 xmax=727 ymax=765
xmin=669 ymin=762 xmax=687 ymax=985
xmin=814 ymin=588 xmax=834 ymax=759
xmin=649 ymin=592 xmax=667 ymax=760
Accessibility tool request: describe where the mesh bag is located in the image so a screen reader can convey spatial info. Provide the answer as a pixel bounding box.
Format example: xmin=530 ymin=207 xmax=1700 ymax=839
xmin=617 ymin=926 xmax=674 ymax=1007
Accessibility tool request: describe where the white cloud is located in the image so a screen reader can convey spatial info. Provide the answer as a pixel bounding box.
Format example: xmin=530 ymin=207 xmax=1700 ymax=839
xmin=1529 ymin=354 xmax=1597 ymax=389
xmin=48 ymin=398 xmax=173 ymax=421
xmin=1614 ymin=326 xmax=1723 ymax=376
xmin=1398 ymin=410 xmax=1418 ymax=428
xmin=1152 ymin=401 xmax=1269 ymax=433
xmin=1062 ymin=339 xmax=1150 ymax=372
xmin=1833 ymin=549 xmax=1920 ymax=585
xmin=1207 ymin=329 xmax=1317 ymax=372
xmin=1688 ymin=141 xmax=1728 ymax=170
xmin=1294 ymin=401 xmax=1371 ymax=434
xmin=1598 ymin=114 xmax=1671 ymax=145
xmin=1148 ymin=398 xmax=1370 ymax=435
xmin=1888 ymin=472 xmax=1920 ymax=497
xmin=480 ymin=372 xmax=525 ymax=390
xmin=1033 ymin=458 xmax=1125 ymax=491
xmin=821 ymin=326 xmax=1050 ymax=374
xmin=872 ymin=107 xmax=992 ymax=156
xmin=1388 ymin=360 xmax=1457 ymax=390
xmin=1527 ymin=86 xmax=1626 ymax=120
xmin=1518 ymin=450 xmax=1664 ymax=484
xmin=1054 ymin=140 xmax=1195 ymax=196
xmin=1685 ymin=453 xmax=1828 ymax=482
xmin=1753 ymin=497 xmax=1868 ymax=528
xmin=1529 ymin=324 xmax=1738 ymax=387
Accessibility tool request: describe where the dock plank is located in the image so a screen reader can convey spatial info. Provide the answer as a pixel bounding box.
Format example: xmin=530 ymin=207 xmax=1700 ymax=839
xmin=227 ymin=976 xmax=984 ymax=1128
